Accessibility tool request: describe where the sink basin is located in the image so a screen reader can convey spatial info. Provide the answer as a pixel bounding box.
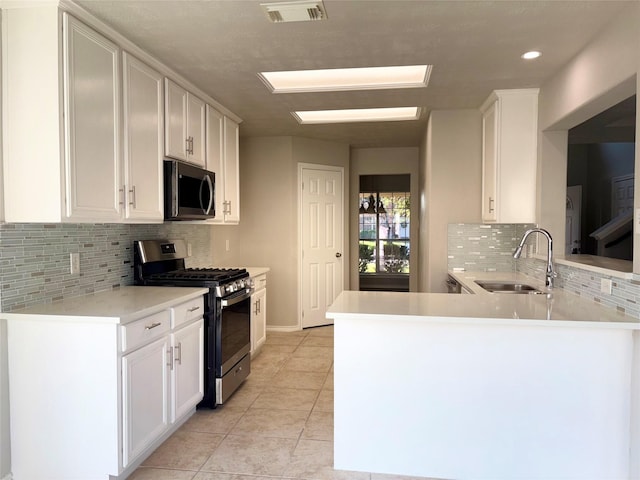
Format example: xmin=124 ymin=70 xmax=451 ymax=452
xmin=475 ymin=280 xmax=545 ymax=294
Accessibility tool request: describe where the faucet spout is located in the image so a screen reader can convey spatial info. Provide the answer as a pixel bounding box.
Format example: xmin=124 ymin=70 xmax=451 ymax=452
xmin=513 ymin=228 xmax=557 ymax=288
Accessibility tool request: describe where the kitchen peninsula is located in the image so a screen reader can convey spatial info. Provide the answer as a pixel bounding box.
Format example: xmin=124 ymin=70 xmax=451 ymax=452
xmin=326 ymin=276 xmax=640 ymax=480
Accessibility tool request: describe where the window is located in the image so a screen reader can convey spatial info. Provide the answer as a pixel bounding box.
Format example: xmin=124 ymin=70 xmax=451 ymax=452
xmin=358 ymin=175 xmax=410 ymax=291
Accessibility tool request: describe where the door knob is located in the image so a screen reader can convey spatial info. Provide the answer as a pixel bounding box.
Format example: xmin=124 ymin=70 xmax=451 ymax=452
xmin=336 ymin=252 xmax=342 ymax=258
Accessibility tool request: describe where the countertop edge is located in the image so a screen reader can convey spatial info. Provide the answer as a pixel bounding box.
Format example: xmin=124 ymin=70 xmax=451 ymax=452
xmin=1 ymin=286 xmax=210 ymax=325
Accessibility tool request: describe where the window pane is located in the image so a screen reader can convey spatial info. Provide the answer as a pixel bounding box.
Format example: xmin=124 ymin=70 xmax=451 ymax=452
xmin=380 ymin=241 xmax=410 ymax=273
xmin=358 ymin=183 xmax=410 ymax=276
xmin=358 ymin=240 xmax=376 ymax=273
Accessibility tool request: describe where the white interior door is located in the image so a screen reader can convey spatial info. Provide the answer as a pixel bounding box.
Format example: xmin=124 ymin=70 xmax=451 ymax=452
xmin=612 ymin=175 xmax=634 ymax=216
xmin=301 ymin=165 xmax=344 ymax=328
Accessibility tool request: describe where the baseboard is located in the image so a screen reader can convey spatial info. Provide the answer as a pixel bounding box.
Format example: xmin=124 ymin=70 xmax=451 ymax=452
xmin=266 ymin=325 xmax=301 ymax=333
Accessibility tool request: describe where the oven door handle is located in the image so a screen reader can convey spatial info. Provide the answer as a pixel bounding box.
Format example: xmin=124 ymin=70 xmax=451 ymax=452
xmin=221 ymin=289 xmax=253 ymax=307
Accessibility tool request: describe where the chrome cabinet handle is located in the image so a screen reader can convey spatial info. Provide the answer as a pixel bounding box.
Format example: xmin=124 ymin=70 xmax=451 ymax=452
xmin=119 ymin=186 xmax=125 ymax=206
xmin=145 ymin=322 xmax=162 ymax=330
xmin=489 ymin=197 xmax=495 ymax=213
xmin=128 ymin=186 xmax=136 ymax=207
xmin=175 ymin=343 xmax=182 ymax=365
xmin=187 ymin=306 xmax=200 ymax=312
xmin=186 ymin=137 xmax=190 ymax=155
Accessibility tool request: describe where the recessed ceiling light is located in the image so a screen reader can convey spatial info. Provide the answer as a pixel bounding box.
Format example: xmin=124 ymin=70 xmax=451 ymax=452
xmin=259 ymin=65 xmax=432 ymax=93
xmin=292 ymin=107 xmax=421 ymax=124
xmin=521 ymin=51 xmax=542 ymax=60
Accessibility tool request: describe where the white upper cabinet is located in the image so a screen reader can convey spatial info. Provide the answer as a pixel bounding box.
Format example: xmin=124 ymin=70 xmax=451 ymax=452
xmin=480 ymin=89 xmax=539 ymax=223
xmin=2 ymin=5 xmax=240 ymax=224
xmin=3 ymin=7 xmax=121 ymax=222
xmin=206 ymin=106 xmax=240 ymax=224
xmin=64 ymin=15 xmax=121 ymax=221
xmin=122 ymin=53 xmax=164 ymax=222
xmin=2 ymin=8 xmax=165 ymax=223
xmin=165 ymin=78 xmax=206 ymax=167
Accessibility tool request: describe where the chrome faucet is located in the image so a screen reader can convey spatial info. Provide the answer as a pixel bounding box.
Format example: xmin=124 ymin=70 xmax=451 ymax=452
xmin=513 ymin=228 xmax=557 ymax=288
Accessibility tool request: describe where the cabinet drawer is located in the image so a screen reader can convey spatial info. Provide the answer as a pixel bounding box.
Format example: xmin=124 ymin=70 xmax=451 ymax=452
xmin=171 ymin=297 xmax=204 ymax=329
xmin=122 ymin=310 xmax=171 ymax=352
xmin=253 ymin=274 xmax=267 ymax=291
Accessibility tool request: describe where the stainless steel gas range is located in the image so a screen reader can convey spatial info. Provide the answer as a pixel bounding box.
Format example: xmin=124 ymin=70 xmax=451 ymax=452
xmin=134 ymin=239 xmax=252 ymax=407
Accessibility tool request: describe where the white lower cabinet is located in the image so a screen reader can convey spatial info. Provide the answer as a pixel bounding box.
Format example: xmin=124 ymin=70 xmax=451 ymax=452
xmin=171 ymin=319 xmax=204 ymax=422
xmin=123 ymin=335 xmax=170 ymax=467
xmin=251 ymin=273 xmax=268 ymax=355
xmin=5 ymin=290 xmax=205 ymax=480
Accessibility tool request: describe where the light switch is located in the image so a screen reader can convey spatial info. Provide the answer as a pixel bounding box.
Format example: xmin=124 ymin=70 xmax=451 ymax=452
xmin=70 ymin=253 xmax=80 ymax=275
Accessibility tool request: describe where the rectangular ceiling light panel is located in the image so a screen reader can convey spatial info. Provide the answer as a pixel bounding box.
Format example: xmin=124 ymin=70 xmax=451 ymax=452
xmin=259 ymin=65 xmax=432 ymax=93
xmin=293 ymin=107 xmax=421 ymax=124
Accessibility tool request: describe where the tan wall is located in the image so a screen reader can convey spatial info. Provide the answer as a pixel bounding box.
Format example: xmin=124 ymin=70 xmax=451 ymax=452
xmin=349 ymin=147 xmax=420 ymax=291
xmin=536 ymin=3 xmax=640 ymax=269
xmin=420 ymin=110 xmax=483 ymax=292
xmin=211 ymin=136 xmax=349 ymax=330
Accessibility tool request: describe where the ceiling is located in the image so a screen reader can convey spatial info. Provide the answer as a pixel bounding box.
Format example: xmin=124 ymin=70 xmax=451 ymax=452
xmin=75 ymin=0 xmax=635 ymax=148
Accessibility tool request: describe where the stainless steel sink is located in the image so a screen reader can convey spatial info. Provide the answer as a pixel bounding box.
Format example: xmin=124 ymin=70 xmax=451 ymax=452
xmin=475 ymin=280 xmax=545 ymax=294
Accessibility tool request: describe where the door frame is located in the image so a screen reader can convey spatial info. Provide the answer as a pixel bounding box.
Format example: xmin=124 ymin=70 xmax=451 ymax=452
xmin=297 ymin=163 xmax=346 ymax=330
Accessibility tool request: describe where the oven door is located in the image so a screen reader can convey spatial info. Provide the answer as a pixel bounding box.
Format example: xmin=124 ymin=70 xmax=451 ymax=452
xmin=216 ymin=289 xmax=252 ymax=377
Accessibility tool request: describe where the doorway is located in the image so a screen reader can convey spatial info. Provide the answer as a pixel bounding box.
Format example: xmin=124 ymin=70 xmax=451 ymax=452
xmin=299 ymin=164 xmax=344 ymax=329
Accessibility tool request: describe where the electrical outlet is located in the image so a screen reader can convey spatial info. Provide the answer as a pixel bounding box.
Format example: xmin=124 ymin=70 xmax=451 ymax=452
xmin=601 ymin=278 xmax=612 ymax=295
xmin=70 ymin=253 xmax=80 ymax=275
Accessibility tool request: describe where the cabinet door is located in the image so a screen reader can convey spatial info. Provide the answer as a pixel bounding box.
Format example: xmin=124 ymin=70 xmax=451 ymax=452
xmin=165 ymin=78 xmax=188 ymax=161
xmin=482 ymin=101 xmax=498 ymax=222
xmin=251 ymin=288 xmax=267 ymax=354
xmin=63 ymin=14 xmax=121 ymax=221
xmin=171 ymin=319 xmax=204 ymax=422
xmin=206 ymin=106 xmax=225 ymax=224
xmin=223 ymin=117 xmax=240 ymax=223
xmin=187 ymin=94 xmax=207 ymax=167
xmin=122 ymin=336 xmax=170 ymax=467
xmin=123 ymin=53 xmax=164 ymax=221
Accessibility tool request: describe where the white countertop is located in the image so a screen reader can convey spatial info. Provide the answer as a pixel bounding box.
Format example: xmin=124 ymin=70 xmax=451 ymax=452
xmin=245 ymin=267 xmax=269 ymax=277
xmin=2 ymin=286 xmax=209 ymax=325
xmin=327 ymin=271 xmax=640 ymax=329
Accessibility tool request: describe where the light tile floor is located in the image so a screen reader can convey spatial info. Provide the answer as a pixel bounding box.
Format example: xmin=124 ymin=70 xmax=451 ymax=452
xmin=130 ymin=326 xmax=434 ymax=480
xmin=128 ymin=326 xmax=392 ymax=479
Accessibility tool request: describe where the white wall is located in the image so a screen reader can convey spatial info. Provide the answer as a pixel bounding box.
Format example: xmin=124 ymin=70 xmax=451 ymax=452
xmin=211 ymin=136 xmax=349 ymax=330
xmin=0 ymin=8 xmax=10 ymax=478
xmin=349 ymin=147 xmax=419 ymax=291
xmin=420 ymin=110 xmax=483 ymax=292
xmin=0 ymin=319 xmax=9 ymax=479
xmin=536 ymin=3 xmax=640 ymax=270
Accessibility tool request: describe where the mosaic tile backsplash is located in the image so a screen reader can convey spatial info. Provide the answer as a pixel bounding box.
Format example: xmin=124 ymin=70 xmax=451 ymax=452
xmin=448 ymin=223 xmax=640 ymax=319
xmin=447 ymin=223 xmax=535 ymax=272
xmin=0 ymin=223 xmax=213 ymax=312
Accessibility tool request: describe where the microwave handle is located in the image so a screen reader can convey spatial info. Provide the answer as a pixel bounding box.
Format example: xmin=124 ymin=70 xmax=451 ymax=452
xmin=200 ymin=174 xmax=214 ymax=215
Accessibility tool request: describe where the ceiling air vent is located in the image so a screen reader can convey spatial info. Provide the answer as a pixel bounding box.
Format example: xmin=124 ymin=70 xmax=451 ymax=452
xmin=261 ymin=0 xmax=327 ymax=23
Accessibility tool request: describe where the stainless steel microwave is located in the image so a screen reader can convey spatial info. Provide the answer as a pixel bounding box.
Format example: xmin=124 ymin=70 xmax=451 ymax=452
xmin=164 ymin=160 xmax=215 ymax=220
